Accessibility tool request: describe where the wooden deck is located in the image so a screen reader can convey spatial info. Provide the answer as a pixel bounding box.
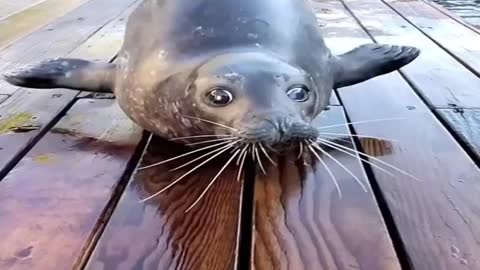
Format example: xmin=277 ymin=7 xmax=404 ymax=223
xmin=0 ymin=0 xmax=479 ymax=269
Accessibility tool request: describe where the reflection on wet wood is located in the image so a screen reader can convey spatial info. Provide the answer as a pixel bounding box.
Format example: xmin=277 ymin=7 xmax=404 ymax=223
xmin=0 ymin=99 xmax=143 ymax=270
xmin=0 ymin=3 xmax=136 ymax=175
xmin=316 ymin=1 xmax=480 ymax=269
xmin=0 ymin=0 xmax=137 ymax=95
xmin=437 ymin=109 xmax=480 ymax=159
xmin=341 ymin=0 xmax=480 ymax=108
xmin=385 ymin=0 xmax=480 ymax=77
xmin=85 ymin=136 xmax=244 ymax=270
xmin=0 ymin=0 xmax=90 ymax=51
xmin=253 ymin=106 xmax=400 ymax=270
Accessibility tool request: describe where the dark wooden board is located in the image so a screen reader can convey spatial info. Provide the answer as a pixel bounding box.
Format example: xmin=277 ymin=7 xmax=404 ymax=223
xmin=0 ymin=0 xmax=90 ymax=51
xmin=0 ymin=0 xmax=137 ymax=95
xmin=437 ymin=109 xmax=480 ymax=160
xmin=0 ymin=3 xmax=136 ymax=175
xmin=85 ymin=135 xmax=245 ymax=270
xmin=339 ymin=0 xmax=480 ymax=109
xmin=315 ymin=1 xmax=480 ymax=269
xmin=384 ymin=0 xmax=480 ymax=78
xmin=253 ymin=106 xmax=401 ymax=270
xmin=0 ymin=99 xmax=143 ymax=270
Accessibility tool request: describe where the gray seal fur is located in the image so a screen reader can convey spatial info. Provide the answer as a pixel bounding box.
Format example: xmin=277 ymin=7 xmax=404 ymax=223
xmin=3 ymin=0 xmax=420 ymax=149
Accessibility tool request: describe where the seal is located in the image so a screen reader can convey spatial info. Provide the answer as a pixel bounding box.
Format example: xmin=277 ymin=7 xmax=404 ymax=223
xmin=3 ymin=0 xmax=420 ymax=152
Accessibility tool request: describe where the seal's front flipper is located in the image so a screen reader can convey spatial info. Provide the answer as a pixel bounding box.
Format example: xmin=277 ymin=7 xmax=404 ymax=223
xmin=333 ymin=44 xmax=420 ymax=89
xmin=3 ymin=58 xmax=115 ymax=93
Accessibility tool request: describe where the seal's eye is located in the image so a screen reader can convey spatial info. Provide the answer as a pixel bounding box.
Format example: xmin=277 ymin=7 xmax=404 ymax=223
xmin=206 ymin=88 xmax=233 ymax=106
xmin=286 ymin=85 xmax=310 ymax=102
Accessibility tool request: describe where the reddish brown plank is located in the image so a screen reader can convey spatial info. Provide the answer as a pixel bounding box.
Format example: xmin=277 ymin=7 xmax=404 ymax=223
xmin=0 ymin=0 xmax=91 ymax=51
xmin=0 ymin=3 xmax=137 ymax=175
xmin=253 ymin=106 xmax=401 ymax=270
xmin=384 ymin=0 xmax=480 ymax=77
xmin=437 ymin=108 xmax=480 ymax=160
xmin=85 ymin=135 xmax=244 ymax=270
xmin=315 ymin=1 xmax=480 ymax=269
xmin=0 ymin=99 xmax=143 ymax=270
xmin=339 ymin=0 xmax=480 ymax=108
xmin=0 ymin=0 xmax=137 ymax=95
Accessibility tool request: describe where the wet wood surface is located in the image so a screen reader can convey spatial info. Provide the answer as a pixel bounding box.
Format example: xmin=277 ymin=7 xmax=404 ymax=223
xmin=315 ymin=1 xmax=480 ymax=269
xmin=0 ymin=99 xmax=143 ymax=270
xmin=341 ymin=0 xmax=480 ymax=108
xmin=0 ymin=0 xmax=90 ymax=51
xmin=384 ymin=0 xmax=480 ymax=77
xmin=253 ymin=106 xmax=400 ymax=270
xmin=0 ymin=3 xmax=136 ymax=175
xmin=437 ymin=109 xmax=480 ymax=160
xmin=85 ymin=135 xmax=245 ymax=270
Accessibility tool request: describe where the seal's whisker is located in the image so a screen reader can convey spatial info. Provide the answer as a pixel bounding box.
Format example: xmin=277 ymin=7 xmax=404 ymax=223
xmin=138 ymin=140 xmax=238 ymax=170
xmin=259 ymin=143 xmax=276 ymax=166
xmin=318 ymin=117 xmax=406 ymax=130
xmin=183 ymin=115 xmax=238 ymax=132
xmin=308 ymin=144 xmax=342 ymax=198
xmin=236 ymin=144 xmax=249 ymax=166
xmin=169 ymin=142 xmax=237 ymax=172
xmin=317 ymin=138 xmax=420 ymax=181
xmin=310 ymin=142 xmax=368 ymax=192
xmin=254 ymin=144 xmax=267 ymax=175
xmin=297 ymin=141 xmax=304 ymax=160
xmin=185 ymin=148 xmax=241 ymax=213
xmin=140 ymin=141 xmax=240 ymax=202
xmin=170 ymin=134 xmax=234 ymax=141
xmin=186 ymin=137 xmax=237 ymax=146
xmin=237 ymin=147 xmax=248 ymax=182
xmin=319 ymin=132 xmax=398 ymax=142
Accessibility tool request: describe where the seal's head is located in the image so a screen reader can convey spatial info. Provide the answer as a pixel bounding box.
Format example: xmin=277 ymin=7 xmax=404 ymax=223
xmin=184 ymin=51 xmax=323 ymax=150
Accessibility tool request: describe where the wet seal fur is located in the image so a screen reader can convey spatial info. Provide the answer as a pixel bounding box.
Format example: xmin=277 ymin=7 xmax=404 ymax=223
xmin=3 ymin=0 xmax=420 ymax=150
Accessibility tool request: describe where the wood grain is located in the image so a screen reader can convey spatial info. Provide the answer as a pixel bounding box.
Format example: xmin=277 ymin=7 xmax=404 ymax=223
xmin=384 ymin=0 xmax=480 ymax=78
xmin=0 ymin=0 xmax=137 ymax=95
xmin=339 ymin=0 xmax=480 ymax=109
xmin=437 ymin=109 xmax=480 ymax=160
xmin=253 ymin=106 xmax=401 ymax=270
xmin=315 ymin=1 xmax=480 ymax=269
xmin=0 ymin=0 xmax=43 ymax=19
xmin=0 ymin=99 xmax=143 ymax=270
xmin=85 ymin=135 xmax=245 ymax=270
xmin=0 ymin=3 xmax=137 ymax=175
xmin=0 ymin=0 xmax=91 ymax=51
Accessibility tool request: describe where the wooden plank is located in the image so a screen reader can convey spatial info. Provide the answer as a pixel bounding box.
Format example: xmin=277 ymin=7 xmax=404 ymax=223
xmin=253 ymin=106 xmax=401 ymax=270
xmin=84 ymin=135 xmax=244 ymax=270
xmin=0 ymin=0 xmax=43 ymax=19
xmin=0 ymin=0 xmax=91 ymax=51
xmin=422 ymin=0 xmax=480 ymax=33
xmin=384 ymin=0 xmax=480 ymax=78
xmin=314 ymin=1 xmax=480 ymax=269
xmin=339 ymin=0 xmax=480 ymax=109
xmin=0 ymin=3 xmax=137 ymax=176
xmin=437 ymin=109 xmax=480 ymax=160
xmin=0 ymin=0 xmax=137 ymax=95
xmin=0 ymin=99 xmax=143 ymax=270
xmin=0 ymin=94 xmax=7 ymax=104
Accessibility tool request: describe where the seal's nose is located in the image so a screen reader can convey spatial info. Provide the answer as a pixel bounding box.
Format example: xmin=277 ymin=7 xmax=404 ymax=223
xmin=259 ymin=116 xmax=319 ymax=145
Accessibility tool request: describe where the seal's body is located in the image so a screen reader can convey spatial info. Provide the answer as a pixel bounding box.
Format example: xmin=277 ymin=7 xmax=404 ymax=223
xmin=4 ymin=0 xmax=420 ymax=150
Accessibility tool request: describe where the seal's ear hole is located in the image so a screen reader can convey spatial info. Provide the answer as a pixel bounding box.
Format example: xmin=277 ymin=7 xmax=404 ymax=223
xmin=286 ymin=85 xmax=310 ymax=102
xmin=205 ymin=87 xmax=234 ymax=107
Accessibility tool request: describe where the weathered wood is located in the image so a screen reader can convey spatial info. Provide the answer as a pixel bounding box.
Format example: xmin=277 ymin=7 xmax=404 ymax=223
xmin=437 ymin=108 xmax=480 ymax=160
xmin=340 ymin=0 xmax=480 ymax=109
xmin=0 ymin=3 xmax=137 ymax=175
xmin=0 ymin=94 xmax=7 ymax=104
xmin=315 ymin=1 xmax=480 ymax=269
xmin=85 ymin=135 xmax=244 ymax=270
xmin=253 ymin=106 xmax=401 ymax=270
xmin=0 ymin=99 xmax=143 ymax=270
xmin=0 ymin=0 xmax=90 ymax=51
xmin=0 ymin=0 xmax=137 ymax=95
xmin=384 ymin=0 xmax=480 ymax=78
xmin=0 ymin=0 xmax=43 ymax=19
